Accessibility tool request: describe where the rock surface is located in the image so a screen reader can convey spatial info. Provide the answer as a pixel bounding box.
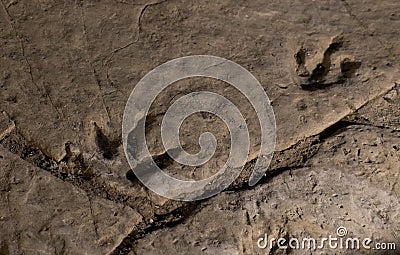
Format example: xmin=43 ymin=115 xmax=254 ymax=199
xmin=0 ymin=0 xmax=399 ymax=254
xmin=134 ymin=126 xmax=399 ymax=255
xmin=0 ymin=146 xmax=142 ymax=255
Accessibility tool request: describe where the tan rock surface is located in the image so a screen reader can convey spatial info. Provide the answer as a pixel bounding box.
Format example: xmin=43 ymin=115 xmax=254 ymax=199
xmin=0 ymin=0 xmax=399 ymax=254
xmin=134 ymin=126 xmax=399 ymax=255
xmin=0 ymin=145 xmax=142 ymax=255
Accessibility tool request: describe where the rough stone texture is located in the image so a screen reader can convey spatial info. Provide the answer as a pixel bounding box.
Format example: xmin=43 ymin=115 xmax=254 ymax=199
xmin=0 ymin=146 xmax=142 ymax=255
xmin=0 ymin=111 xmax=14 ymax=141
xmin=1 ymin=0 xmax=399 ymax=164
xmin=134 ymin=126 xmax=400 ymax=255
xmin=0 ymin=0 xmax=399 ymax=254
xmin=347 ymin=83 xmax=400 ymax=131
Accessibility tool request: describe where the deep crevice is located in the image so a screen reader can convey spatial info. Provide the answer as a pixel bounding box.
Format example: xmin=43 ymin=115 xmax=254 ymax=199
xmin=110 ymin=202 xmax=201 ymax=255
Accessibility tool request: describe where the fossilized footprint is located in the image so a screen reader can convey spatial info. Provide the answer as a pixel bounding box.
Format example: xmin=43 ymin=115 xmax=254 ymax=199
xmin=292 ymin=35 xmax=361 ymax=90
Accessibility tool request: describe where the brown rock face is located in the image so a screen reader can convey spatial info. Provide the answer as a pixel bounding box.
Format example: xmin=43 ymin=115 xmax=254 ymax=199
xmin=0 ymin=146 xmax=142 ymax=255
xmin=0 ymin=0 xmax=399 ymax=254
